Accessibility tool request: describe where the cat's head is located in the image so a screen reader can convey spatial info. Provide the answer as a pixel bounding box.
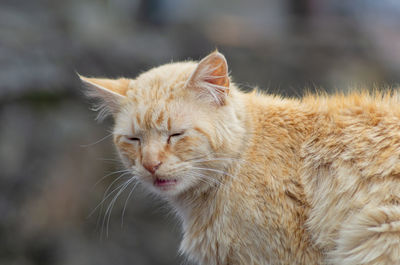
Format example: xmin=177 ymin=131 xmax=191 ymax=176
xmin=81 ymin=52 xmax=244 ymax=198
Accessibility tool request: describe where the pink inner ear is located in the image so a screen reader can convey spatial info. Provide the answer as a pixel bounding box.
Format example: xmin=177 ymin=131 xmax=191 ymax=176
xmin=204 ymin=56 xmax=230 ymax=104
xmin=206 ymin=61 xmax=230 ymax=89
xmin=186 ymin=51 xmax=231 ymax=105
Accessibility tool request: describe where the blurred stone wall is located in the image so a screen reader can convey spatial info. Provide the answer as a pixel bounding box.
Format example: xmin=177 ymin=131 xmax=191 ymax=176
xmin=1 ymin=0 xmax=400 ymax=264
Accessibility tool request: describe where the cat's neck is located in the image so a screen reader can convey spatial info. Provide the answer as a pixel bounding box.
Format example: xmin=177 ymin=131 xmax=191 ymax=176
xmin=172 ymin=182 xmax=220 ymax=218
xmin=171 ymin=87 xmax=250 ymax=223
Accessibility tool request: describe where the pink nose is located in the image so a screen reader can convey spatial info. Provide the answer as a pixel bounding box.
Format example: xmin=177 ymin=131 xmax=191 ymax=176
xmin=143 ymin=161 xmax=162 ymax=174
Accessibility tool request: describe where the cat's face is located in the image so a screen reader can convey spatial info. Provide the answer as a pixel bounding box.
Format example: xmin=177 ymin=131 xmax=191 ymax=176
xmin=113 ymin=66 xmax=219 ymax=197
xmin=81 ymin=52 xmax=238 ymax=198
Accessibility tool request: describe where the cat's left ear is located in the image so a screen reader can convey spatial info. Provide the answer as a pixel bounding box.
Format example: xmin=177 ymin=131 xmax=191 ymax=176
xmin=79 ymin=75 xmax=129 ymax=120
xmin=186 ymin=51 xmax=230 ymax=106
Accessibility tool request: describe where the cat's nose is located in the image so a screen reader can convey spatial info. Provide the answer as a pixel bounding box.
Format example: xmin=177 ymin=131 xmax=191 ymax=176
xmin=143 ymin=161 xmax=162 ymax=175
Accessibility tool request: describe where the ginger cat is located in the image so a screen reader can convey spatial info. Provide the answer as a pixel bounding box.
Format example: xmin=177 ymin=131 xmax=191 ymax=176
xmin=80 ymin=51 xmax=400 ymax=265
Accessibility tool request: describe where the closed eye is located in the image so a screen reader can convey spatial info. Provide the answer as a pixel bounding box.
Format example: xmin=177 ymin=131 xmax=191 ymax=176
xmin=126 ymin=136 xmax=140 ymax=142
xmin=170 ymin=133 xmax=183 ymax=138
xmin=168 ymin=132 xmax=184 ymax=144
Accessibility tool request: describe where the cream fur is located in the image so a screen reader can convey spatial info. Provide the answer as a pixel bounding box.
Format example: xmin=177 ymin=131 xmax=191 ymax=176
xmin=81 ymin=52 xmax=400 ymax=265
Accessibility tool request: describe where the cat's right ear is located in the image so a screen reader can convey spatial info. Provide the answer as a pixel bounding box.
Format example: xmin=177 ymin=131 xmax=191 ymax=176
xmin=79 ymin=75 xmax=129 ymax=120
xmin=186 ymin=51 xmax=230 ymax=106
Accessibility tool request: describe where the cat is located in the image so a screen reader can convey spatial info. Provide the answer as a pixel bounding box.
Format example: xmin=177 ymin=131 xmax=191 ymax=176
xmin=80 ymin=51 xmax=400 ymax=265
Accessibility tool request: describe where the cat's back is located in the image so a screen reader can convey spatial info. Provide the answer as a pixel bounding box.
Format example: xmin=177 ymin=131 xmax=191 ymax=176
xmin=241 ymin=89 xmax=400 ymax=182
xmin=302 ymin=91 xmax=400 ymax=178
xmin=240 ymin=90 xmax=400 ymax=255
xmin=296 ymin=91 xmax=400 ymax=254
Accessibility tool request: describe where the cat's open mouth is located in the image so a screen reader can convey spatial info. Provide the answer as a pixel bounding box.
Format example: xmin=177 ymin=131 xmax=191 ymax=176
xmin=154 ymin=178 xmax=178 ymax=189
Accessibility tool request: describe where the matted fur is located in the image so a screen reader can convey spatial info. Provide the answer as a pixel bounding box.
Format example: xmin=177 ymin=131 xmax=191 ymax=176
xmin=81 ymin=52 xmax=400 ymax=265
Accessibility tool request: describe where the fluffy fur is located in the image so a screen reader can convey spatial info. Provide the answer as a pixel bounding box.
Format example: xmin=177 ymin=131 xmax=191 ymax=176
xmin=81 ymin=51 xmax=400 ymax=265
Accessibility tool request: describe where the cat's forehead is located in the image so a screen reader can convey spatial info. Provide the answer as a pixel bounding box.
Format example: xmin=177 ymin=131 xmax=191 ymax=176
xmin=126 ymin=62 xmax=197 ymax=102
xmin=116 ymin=62 xmax=199 ymax=134
xmin=116 ymin=100 xmax=194 ymax=135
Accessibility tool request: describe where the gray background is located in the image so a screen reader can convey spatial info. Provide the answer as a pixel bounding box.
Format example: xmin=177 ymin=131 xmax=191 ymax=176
xmin=1 ymin=0 xmax=400 ymax=264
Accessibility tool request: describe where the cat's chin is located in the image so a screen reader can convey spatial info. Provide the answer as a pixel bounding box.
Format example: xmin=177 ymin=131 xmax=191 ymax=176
xmin=144 ymin=173 xmax=212 ymax=198
xmin=148 ymin=177 xmax=184 ymax=197
xmin=154 ymin=177 xmax=178 ymax=190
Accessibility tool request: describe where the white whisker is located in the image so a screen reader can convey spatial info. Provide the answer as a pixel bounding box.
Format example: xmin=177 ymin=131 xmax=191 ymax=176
xmin=91 ymin=169 xmax=130 ymax=190
xmin=88 ymin=172 xmax=131 ymax=219
xmin=190 ymin=157 xmax=243 ymax=164
xmin=80 ymin=133 xmax=113 ymax=147
xmin=191 ymin=167 xmax=237 ymax=180
xmin=190 ymin=172 xmax=224 ymax=187
xmin=121 ymin=181 xmax=139 ymax=227
xmin=103 ymin=177 xmax=136 ymax=238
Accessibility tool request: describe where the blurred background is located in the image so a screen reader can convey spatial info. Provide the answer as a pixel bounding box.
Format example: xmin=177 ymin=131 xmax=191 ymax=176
xmin=1 ymin=0 xmax=400 ymax=264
